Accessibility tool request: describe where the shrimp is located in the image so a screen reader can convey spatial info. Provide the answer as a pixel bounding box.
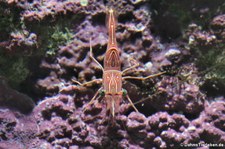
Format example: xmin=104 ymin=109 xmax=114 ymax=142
xmin=72 ymin=8 xmax=165 ymax=117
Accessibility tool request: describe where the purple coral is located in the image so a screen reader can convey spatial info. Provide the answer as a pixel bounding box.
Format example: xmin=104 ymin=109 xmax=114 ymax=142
xmin=0 ymin=0 xmax=225 ymax=148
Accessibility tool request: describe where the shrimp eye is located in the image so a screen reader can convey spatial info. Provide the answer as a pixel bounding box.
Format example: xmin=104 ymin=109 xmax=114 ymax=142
xmin=99 ymin=90 xmax=106 ymax=96
xmin=122 ymin=89 xmax=127 ymax=97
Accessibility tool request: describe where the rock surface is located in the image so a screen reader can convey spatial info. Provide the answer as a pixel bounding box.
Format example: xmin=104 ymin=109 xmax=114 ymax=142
xmin=0 ymin=0 xmax=225 ymax=148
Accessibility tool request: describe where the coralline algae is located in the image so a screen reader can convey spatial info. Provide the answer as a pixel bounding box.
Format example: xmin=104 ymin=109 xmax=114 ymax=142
xmin=0 ymin=0 xmax=225 ymax=148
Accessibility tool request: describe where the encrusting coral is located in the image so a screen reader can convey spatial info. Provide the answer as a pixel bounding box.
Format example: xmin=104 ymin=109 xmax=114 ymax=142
xmin=0 ymin=0 xmax=225 ymax=148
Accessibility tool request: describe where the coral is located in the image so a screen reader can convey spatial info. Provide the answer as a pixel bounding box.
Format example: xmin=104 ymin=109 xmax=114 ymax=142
xmin=192 ymin=100 xmax=225 ymax=146
xmin=15 ymin=96 xmax=222 ymax=148
xmin=0 ymin=3 xmax=37 ymax=89
xmin=0 ymin=109 xmax=37 ymax=148
xmin=7 ymin=30 xmax=38 ymax=53
xmin=0 ymin=0 xmax=225 ymax=148
xmin=211 ymin=14 xmax=225 ymax=40
xmin=186 ymin=20 xmax=225 ymax=96
xmin=0 ymin=3 xmax=23 ymax=41
xmin=150 ymin=0 xmax=225 ymax=41
xmin=154 ymin=75 xmax=204 ymax=114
